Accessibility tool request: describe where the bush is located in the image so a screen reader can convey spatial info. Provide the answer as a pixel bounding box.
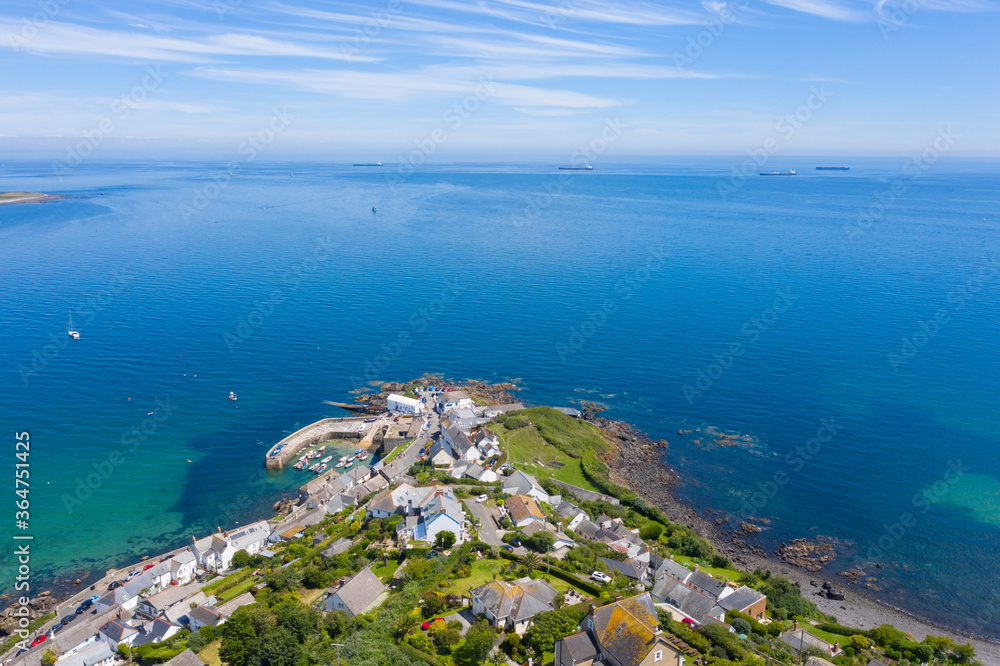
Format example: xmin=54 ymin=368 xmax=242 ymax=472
xmin=711 ymin=554 xmax=731 ymax=569
xmin=731 ymin=618 xmax=752 ymax=635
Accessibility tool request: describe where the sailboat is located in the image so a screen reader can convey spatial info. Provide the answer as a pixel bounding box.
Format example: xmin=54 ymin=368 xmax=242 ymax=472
xmin=68 ymin=311 xmax=80 ymax=339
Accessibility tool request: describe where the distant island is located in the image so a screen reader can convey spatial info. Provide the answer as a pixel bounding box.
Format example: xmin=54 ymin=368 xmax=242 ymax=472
xmin=0 ymin=192 xmax=65 ymax=205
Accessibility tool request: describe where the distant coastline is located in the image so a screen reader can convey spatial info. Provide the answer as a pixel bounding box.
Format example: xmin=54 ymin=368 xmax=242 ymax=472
xmin=0 ymin=192 xmax=66 ymax=206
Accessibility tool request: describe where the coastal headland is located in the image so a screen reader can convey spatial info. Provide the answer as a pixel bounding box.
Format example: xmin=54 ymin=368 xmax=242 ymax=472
xmin=2 ymin=375 xmax=994 ymax=665
xmin=0 ymin=192 xmax=66 ymax=205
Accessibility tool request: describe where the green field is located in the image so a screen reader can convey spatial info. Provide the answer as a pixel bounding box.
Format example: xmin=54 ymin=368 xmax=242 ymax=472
xmin=494 ymin=416 xmax=602 ymax=493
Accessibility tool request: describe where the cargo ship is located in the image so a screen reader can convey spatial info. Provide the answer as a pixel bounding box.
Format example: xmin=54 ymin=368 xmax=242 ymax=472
xmin=816 ymin=166 xmax=849 ymax=170
xmin=558 ymin=165 xmax=594 ymax=170
xmin=760 ymin=170 xmax=795 ymax=176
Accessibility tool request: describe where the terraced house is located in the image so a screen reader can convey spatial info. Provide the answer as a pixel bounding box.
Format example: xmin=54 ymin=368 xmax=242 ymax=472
xmin=553 ymin=594 xmax=683 ymax=666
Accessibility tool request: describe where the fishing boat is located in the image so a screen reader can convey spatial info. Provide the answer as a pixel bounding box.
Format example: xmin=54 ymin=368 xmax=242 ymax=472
xmin=339 ymin=456 xmax=348 ymax=462
xmin=318 ymin=446 xmax=326 ymax=453
xmin=315 ymin=464 xmax=328 ymax=474
xmin=346 ymin=456 xmax=356 ymax=463
xmin=68 ymin=311 xmax=80 ymax=339
xmin=335 ymin=461 xmax=345 ymax=468
xmin=229 ymin=392 xmax=237 ymax=401
xmin=321 ymin=456 xmax=333 ymax=463
xmin=358 ymin=452 xmax=368 ymax=460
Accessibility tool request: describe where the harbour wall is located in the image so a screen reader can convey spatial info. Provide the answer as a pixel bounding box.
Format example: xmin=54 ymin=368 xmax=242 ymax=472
xmin=265 ymin=417 xmax=370 ymax=469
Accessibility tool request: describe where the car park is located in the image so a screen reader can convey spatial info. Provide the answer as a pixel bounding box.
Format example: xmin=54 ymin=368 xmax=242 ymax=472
xmin=590 ymin=571 xmax=613 ymax=583
xmin=476 ymin=494 xmax=488 ymax=503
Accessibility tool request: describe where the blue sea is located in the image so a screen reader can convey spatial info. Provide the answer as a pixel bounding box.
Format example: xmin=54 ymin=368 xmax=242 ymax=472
xmin=1 ymin=158 xmax=998 ymax=638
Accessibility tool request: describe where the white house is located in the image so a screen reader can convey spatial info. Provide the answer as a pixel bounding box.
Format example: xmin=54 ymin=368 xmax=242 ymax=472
xmin=442 ymin=425 xmax=482 ymax=463
xmin=190 ymin=520 xmax=270 ymax=573
xmin=169 ymin=551 xmax=197 ymax=584
xmin=188 ymin=593 xmax=255 ymax=631
xmin=438 ymin=391 xmax=474 ymax=411
xmin=387 ymin=394 xmax=426 ymax=415
xmin=98 ymin=620 xmax=139 ymax=648
xmin=55 ymin=639 xmax=116 ymax=666
xmin=474 ymin=430 xmax=501 ymax=459
xmin=502 ymin=470 xmax=550 ymax=504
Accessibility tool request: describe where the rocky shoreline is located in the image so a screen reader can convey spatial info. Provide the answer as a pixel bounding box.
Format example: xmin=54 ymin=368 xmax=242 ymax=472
xmin=588 ymin=412 xmax=1000 ymax=663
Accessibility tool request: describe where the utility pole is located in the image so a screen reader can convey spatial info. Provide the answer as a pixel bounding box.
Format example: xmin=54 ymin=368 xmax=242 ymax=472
xmin=330 ymin=643 xmax=344 ymax=666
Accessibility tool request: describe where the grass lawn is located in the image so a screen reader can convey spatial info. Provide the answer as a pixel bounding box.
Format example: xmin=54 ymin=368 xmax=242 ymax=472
xmin=199 ymin=639 xmax=223 ymax=666
xmin=372 ymin=560 xmax=401 ymax=581
xmin=691 ymin=563 xmax=741 ymax=583
xmin=382 ymin=442 xmax=409 ymax=463
xmin=801 ymin=623 xmax=847 ymax=645
xmin=217 ymin=578 xmax=258 ymax=602
xmin=298 ymin=587 xmax=327 ymax=605
xmin=449 ymin=558 xmax=508 ymax=596
xmin=499 ymin=422 xmax=601 ymax=493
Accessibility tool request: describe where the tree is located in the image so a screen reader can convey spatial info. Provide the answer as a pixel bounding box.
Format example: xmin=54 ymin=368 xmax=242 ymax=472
xmin=266 ymin=567 xmax=295 ymax=593
xmin=435 ymin=530 xmax=457 ymax=550
xmin=849 ymin=634 xmax=871 ymax=652
xmin=232 ymin=549 xmax=251 ymax=569
xmin=394 ymin=612 xmax=419 ymax=639
xmin=41 ymin=648 xmax=58 ymax=666
xmin=523 ymin=530 xmax=554 ymax=553
xmin=523 ymin=608 xmax=587 ymax=655
xmin=463 ymin=620 xmax=499 ymax=664
xmin=249 ymin=626 xmax=302 ymax=666
xmin=522 ymin=552 xmax=541 ymax=575
xmin=272 ymin=597 xmax=316 ymax=642
xmin=731 ymin=618 xmax=752 ymax=636
xmin=301 ymin=566 xmax=330 ymax=589
xmin=220 ymin=608 xmax=257 ymax=666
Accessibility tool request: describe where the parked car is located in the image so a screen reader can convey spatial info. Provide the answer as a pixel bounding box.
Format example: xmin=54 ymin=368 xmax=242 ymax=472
xmin=75 ymin=599 xmax=94 ymax=614
xmin=420 ymin=618 xmax=444 ymax=631
xmin=61 ymin=614 xmax=77 ymax=626
xmin=681 ymin=618 xmax=698 ymax=628
xmin=143 ymin=563 xmax=155 ymax=570
xmin=501 ymin=545 xmax=514 ymax=553
xmin=476 ymin=494 xmax=488 ymax=503
xmin=590 ymin=571 xmax=613 ymax=583
xmin=88 ymin=595 xmax=101 ymax=603
xmin=125 ymin=569 xmax=141 ymax=581
xmin=30 ymin=635 xmax=47 ymax=647
xmin=107 ymin=580 xmax=121 ymax=590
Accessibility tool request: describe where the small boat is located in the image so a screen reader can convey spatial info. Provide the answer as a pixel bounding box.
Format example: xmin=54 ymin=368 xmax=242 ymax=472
xmin=229 ymin=392 xmax=237 ymax=401
xmin=353 ymin=162 xmax=383 ymax=166
xmin=315 ymin=464 xmax=327 ymax=474
xmin=346 ymin=456 xmax=355 ymax=463
xmin=559 ymin=165 xmax=593 ymax=171
xmin=760 ymin=170 xmax=795 ymax=176
xmin=335 ymin=461 xmax=345 ymax=468
xmin=318 ymin=446 xmax=326 ymax=453
xmin=321 ymin=456 xmax=333 ymax=463
xmin=68 ymin=311 xmax=80 ymax=339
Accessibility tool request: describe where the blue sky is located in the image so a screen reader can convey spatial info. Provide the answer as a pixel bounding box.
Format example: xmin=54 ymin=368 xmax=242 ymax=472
xmin=1 ymin=0 xmax=997 ymax=157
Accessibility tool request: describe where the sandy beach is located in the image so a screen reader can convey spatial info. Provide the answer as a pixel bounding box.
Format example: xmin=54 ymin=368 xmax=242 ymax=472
xmin=0 ymin=193 xmax=65 ymax=205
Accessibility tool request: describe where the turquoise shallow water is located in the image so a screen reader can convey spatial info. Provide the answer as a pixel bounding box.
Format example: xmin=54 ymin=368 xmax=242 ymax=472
xmin=0 ymin=158 xmax=998 ymax=637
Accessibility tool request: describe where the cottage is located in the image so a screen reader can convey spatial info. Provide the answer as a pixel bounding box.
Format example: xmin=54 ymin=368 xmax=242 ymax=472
xmin=463 ymin=463 xmax=498 ymax=483
xmin=96 ymin=587 xmax=137 ymax=612
xmin=190 ymin=520 xmax=270 ymax=573
xmin=387 ymin=394 xmax=426 ymax=414
xmin=132 ymin=617 xmax=182 ymax=646
xmin=598 ymin=557 xmax=650 ymax=584
xmin=438 ymin=391 xmax=474 ymax=411
xmin=324 ymin=568 xmax=387 ymax=617
xmin=502 ymin=470 xmax=550 ymax=504
xmin=473 ymin=430 xmax=502 ymax=458
xmin=779 ymin=625 xmax=844 ymax=659
xmin=136 ymin=584 xmax=202 ymax=620
xmin=169 ymin=551 xmax=197 ymax=585
xmin=163 ymin=651 xmax=206 ymax=666
xmin=188 ymin=592 xmax=255 ymax=631
xmin=651 ymin=577 xmax=726 ymax=625
xmin=98 ymin=619 xmax=139 ymax=647
xmin=506 ymin=494 xmax=546 ymax=528
xmin=53 ymin=639 xmax=116 ymax=666
xmin=555 ymin=500 xmax=588 ymax=532
xmin=321 ymin=538 xmax=353 ymax=559
xmin=470 ymin=578 xmax=558 ymax=634
xmin=553 ymin=594 xmax=683 ymax=666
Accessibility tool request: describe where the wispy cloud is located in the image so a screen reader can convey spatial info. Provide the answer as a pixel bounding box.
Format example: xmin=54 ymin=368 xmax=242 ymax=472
xmin=762 ymin=0 xmax=868 ymax=21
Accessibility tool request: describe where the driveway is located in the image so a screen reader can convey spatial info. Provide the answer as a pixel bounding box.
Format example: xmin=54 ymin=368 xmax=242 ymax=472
xmin=466 ymin=501 xmax=502 ymax=546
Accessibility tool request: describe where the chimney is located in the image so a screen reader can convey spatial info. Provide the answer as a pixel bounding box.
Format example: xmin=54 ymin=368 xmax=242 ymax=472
xmin=588 ymin=603 xmax=596 ymax=615
xmin=793 ymin=620 xmax=799 ymax=631
xmin=834 ymin=642 xmax=840 ymax=653
xmin=693 ymin=564 xmax=699 ymax=571
xmin=191 ymin=536 xmax=196 ymax=543
xmin=615 ymin=595 xmax=622 ymax=601
xmin=217 ymin=526 xmax=222 ymax=534
xmin=669 ymin=555 xmax=674 ymax=561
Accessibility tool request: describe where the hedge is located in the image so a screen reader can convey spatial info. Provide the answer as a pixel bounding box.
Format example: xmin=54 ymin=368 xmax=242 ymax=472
xmin=399 ymin=642 xmax=447 ymax=666
xmin=497 ymin=550 xmax=604 ymax=597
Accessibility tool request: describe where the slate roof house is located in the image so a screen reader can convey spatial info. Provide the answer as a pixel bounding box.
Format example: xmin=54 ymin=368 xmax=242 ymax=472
xmin=190 ymin=520 xmax=270 ymax=573
xmin=654 ymin=557 xmax=766 ymax=620
xmin=98 ymin=619 xmax=139 ymax=647
xmin=502 ymin=470 xmax=551 ymax=504
xmin=553 ymin=594 xmax=683 ymax=666
xmin=779 ymin=625 xmax=844 ymax=659
xmin=599 ymin=557 xmax=650 ymax=584
xmin=53 ymin=639 xmax=116 ymax=666
xmin=324 ymin=567 xmax=387 ymax=617
xmin=470 ymin=578 xmax=559 ymax=634
xmin=367 ymin=483 xmax=466 ymax=545
xmin=650 ymin=577 xmax=727 ymax=625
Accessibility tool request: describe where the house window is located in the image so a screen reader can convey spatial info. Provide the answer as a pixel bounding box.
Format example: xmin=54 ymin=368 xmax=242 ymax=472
xmin=587 ymin=619 xmax=593 ymax=630
xmin=654 ymin=650 xmax=663 ymax=662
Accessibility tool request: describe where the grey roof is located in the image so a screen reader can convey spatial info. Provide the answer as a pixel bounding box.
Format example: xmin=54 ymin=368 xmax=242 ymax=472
xmin=99 ymin=586 xmax=134 ymax=606
xmin=142 ymin=583 xmax=200 ymax=612
xmin=686 ymin=570 xmax=729 ymax=599
xmin=368 ymin=487 xmax=397 ymax=515
xmin=575 ymin=519 xmax=601 ymax=539
xmin=55 ymin=640 xmax=116 ymax=666
xmin=553 ymin=406 xmax=581 ymax=417
xmin=657 ymin=557 xmax=694 ymax=582
xmin=718 ymin=585 xmax=766 ymax=613
xmin=556 ymin=631 xmax=599 ymax=666
xmin=322 ymin=538 xmax=353 ymax=558
xmin=188 ymin=605 xmax=223 ymax=628
xmin=779 ymin=630 xmax=842 ymax=656
xmin=133 ymin=617 xmax=180 ymax=646
xmin=122 ymin=572 xmax=156 ymax=598
xmin=164 ymin=650 xmax=206 ymax=666
xmin=465 ymin=463 xmax=488 ymax=479
xmin=503 ymin=469 xmax=544 ymax=495
xmin=330 ymin=567 xmax=386 ymax=615
xmin=99 ymin=619 xmax=139 ymax=642
xmin=472 ymin=578 xmax=558 ymax=623
xmin=651 ymin=578 xmax=723 ymax=622
xmin=555 ymin=500 xmax=583 ymax=519
xmin=599 ymin=557 xmax=647 ymax=581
